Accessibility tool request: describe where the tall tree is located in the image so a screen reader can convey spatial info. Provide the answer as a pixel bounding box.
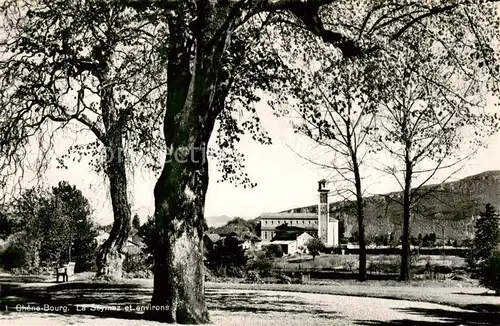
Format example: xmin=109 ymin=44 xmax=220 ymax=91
xmin=369 ymin=34 xmax=499 ymax=280
xmin=0 ymin=0 xmax=168 ymax=278
xmin=474 ymin=203 xmax=500 ymax=262
xmin=7 ymin=182 xmax=98 ymax=271
xmin=4 ymin=0 xmax=500 ymax=322
xmin=283 ymin=53 xmax=379 ymax=281
xmin=52 ymin=181 xmax=98 ymax=272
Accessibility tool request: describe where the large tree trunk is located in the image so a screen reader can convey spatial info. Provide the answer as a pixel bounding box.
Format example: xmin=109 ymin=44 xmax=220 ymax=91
xmin=95 ymin=151 xmax=131 ymax=279
xmin=145 ymin=6 xmax=234 ymax=322
xmin=96 ymin=79 xmax=132 ymax=279
xmin=146 ymin=141 xmax=210 ymax=323
xmin=145 ymin=81 xmax=217 ymax=322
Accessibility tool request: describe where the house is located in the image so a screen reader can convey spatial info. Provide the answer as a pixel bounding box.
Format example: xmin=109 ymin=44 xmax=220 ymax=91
xmin=239 ymin=234 xmax=262 ymax=250
xmin=259 ymin=180 xmax=339 ymax=247
xmin=96 ymin=228 xmax=145 ymax=255
xmin=271 ymin=232 xmax=314 ymax=255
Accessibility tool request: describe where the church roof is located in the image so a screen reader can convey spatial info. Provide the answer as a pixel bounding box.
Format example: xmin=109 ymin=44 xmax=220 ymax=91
xmin=260 ymin=213 xmax=317 ymax=219
xmin=272 ymin=231 xmax=312 ymax=241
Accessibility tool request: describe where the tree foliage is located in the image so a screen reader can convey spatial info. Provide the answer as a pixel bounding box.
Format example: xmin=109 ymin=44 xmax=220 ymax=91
xmin=0 ymin=0 xmax=169 ymax=277
xmin=479 ymin=250 xmax=500 ymax=295
xmin=264 ymin=243 xmax=283 ymax=258
xmin=1 ymin=181 xmax=98 ymax=272
xmin=0 ymin=0 xmax=168 ymax=181
xmin=132 ymin=214 xmax=141 ymax=230
xmin=474 ymin=204 xmax=500 ymax=262
xmin=306 ymin=237 xmax=326 ymax=261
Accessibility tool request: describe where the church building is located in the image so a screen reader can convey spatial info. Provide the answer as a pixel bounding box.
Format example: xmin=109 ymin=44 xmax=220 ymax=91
xmin=259 ymin=180 xmax=339 ymax=247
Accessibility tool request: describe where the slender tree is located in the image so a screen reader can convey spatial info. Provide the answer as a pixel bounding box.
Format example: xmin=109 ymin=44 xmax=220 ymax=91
xmin=283 ymin=55 xmax=380 ymax=281
xmin=474 ymin=203 xmax=500 ymax=262
xmin=0 ymin=0 xmax=168 ymax=278
xmin=370 ymin=35 xmax=499 ymax=280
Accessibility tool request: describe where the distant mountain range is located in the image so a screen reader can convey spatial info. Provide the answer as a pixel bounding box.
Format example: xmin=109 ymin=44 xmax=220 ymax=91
xmin=205 ymin=215 xmax=235 ymax=228
xmin=280 ymin=170 xmax=500 ymax=241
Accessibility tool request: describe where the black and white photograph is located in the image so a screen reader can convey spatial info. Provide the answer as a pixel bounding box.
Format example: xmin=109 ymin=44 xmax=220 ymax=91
xmin=0 ymin=0 xmax=499 ymax=325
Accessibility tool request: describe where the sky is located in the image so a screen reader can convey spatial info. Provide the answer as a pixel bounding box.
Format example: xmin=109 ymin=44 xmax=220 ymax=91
xmin=15 ymin=93 xmax=500 ymax=227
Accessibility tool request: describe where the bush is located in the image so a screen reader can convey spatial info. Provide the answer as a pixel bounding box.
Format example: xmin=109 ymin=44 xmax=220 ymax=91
xmin=479 ymin=251 xmax=500 ymax=295
xmin=1 ymin=241 xmax=28 ymax=271
xmin=248 ymin=258 xmax=273 ymax=277
xmin=225 ymin=264 xmax=246 ymax=278
xmin=246 ymin=270 xmax=261 ymax=283
xmin=124 ymin=269 xmax=153 ymax=279
xmin=264 ymin=244 xmax=283 ymax=258
xmin=212 ymin=264 xmax=246 ymax=278
xmin=277 ymin=273 xmax=292 ymax=284
xmin=123 ymin=252 xmax=151 ymax=277
xmin=307 ymin=237 xmax=326 ymax=261
xmin=0 ymin=233 xmax=38 ymax=271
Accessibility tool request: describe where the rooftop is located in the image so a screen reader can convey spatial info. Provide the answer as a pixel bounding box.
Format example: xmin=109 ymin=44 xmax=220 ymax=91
xmin=272 ymin=231 xmax=312 ymax=241
xmin=260 ymin=212 xmax=317 ymax=219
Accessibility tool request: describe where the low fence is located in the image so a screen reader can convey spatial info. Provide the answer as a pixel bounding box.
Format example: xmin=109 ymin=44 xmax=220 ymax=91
xmin=327 ymin=246 xmax=470 ymax=258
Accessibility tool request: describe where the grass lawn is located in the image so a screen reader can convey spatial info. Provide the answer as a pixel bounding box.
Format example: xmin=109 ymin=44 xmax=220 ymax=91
xmin=273 ymin=253 xmax=467 ymax=271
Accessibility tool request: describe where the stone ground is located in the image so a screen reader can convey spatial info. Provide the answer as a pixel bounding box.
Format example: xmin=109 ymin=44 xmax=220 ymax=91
xmin=0 ymin=274 xmax=498 ymax=325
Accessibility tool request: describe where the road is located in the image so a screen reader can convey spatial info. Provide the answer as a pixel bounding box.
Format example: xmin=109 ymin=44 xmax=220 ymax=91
xmin=2 ymin=287 xmax=488 ymax=325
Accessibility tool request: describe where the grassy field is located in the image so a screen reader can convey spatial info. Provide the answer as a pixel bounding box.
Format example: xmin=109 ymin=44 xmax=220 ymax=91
xmin=273 ymin=253 xmax=466 ymax=271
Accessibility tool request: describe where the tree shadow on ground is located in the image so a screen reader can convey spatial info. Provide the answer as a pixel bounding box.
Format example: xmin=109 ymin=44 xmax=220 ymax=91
xmin=451 ymin=292 xmax=498 ymax=297
xmin=0 ymin=274 xmax=49 ymax=284
xmin=1 ymin=278 xmax=341 ymax=321
xmin=355 ymin=306 xmax=500 ymax=325
xmin=1 ymin=280 xmax=152 ymax=320
xmin=205 ymin=289 xmax=341 ymax=319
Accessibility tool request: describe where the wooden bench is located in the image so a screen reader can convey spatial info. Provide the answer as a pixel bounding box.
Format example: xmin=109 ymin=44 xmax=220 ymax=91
xmin=56 ymin=262 xmax=76 ymax=282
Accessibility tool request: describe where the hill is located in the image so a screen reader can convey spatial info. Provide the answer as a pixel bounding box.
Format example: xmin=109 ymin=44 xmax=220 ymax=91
xmin=282 ymin=170 xmax=500 ymax=242
xmin=205 ymin=215 xmax=234 ymax=228
xmin=210 ymin=217 xmax=260 ymax=236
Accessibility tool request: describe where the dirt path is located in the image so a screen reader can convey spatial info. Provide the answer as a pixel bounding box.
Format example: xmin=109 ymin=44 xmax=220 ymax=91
xmin=1 ymin=285 xmax=494 ymax=325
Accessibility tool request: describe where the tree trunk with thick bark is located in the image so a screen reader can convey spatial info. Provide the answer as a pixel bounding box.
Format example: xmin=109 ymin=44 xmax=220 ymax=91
xmin=145 ymin=5 xmax=235 ymax=322
xmin=96 ymin=76 xmax=132 ymax=279
xmin=95 ymin=149 xmax=131 ymax=279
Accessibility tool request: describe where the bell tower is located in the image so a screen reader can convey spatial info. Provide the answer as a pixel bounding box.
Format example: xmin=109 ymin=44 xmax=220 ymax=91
xmin=317 ymin=179 xmax=339 ymax=247
xmin=318 ymin=179 xmax=329 ymax=243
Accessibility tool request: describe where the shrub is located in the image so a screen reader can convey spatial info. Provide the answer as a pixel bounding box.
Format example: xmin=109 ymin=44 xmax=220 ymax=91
xmin=212 ymin=264 xmax=246 ymax=278
xmin=225 ymin=264 xmax=246 ymax=278
xmin=1 ymin=240 xmax=28 ymax=271
xmin=264 ymin=244 xmax=283 ymax=258
xmin=248 ymin=258 xmax=273 ymax=277
xmin=0 ymin=233 xmax=38 ymax=271
xmin=306 ymin=238 xmax=326 ymax=261
xmin=478 ymin=250 xmax=500 ymax=295
xmin=124 ymin=269 xmax=153 ymax=279
xmin=246 ymin=270 xmax=261 ymax=283
xmin=123 ymin=252 xmax=151 ymax=277
xmin=277 ymin=273 xmax=292 ymax=284
xmin=474 ymin=204 xmax=500 ymax=262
